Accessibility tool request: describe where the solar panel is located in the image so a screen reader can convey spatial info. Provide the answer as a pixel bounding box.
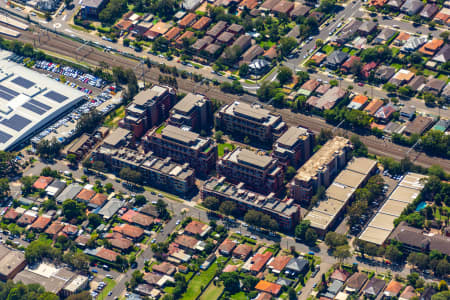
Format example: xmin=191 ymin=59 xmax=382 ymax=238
xmin=0 ymin=130 xmax=12 ymax=143
xmin=0 ymin=85 xmax=19 ymax=97
xmin=22 ymin=103 xmax=46 ymax=115
xmin=29 ymin=99 xmax=51 ymax=111
xmin=0 ymin=115 xmax=31 ymax=131
xmin=11 ymin=76 xmax=35 ymax=89
xmin=44 ymin=91 xmax=68 ymax=103
xmin=0 ymin=90 xmax=13 ymax=101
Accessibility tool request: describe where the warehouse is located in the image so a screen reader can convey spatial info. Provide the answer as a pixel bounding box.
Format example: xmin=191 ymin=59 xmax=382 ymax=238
xmin=0 ymin=50 xmax=85 ymax=150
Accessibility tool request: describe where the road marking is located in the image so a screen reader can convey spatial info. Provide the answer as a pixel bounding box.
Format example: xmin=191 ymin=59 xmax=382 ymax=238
xmin=62 ymin=15 xmax=66 ymax=21
xmin=53 ymin=23 xmax=61 ymax=28
xmin=39 ymin=20 xmax=48 ymax=24
xmin=65 ymin=29 xmax=73 ymax=33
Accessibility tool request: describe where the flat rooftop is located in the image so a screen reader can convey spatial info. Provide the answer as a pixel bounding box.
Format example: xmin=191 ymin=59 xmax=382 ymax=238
xmin=368 ymin=213 xmax=397 ymax=231
xmin=304 ymin=210 xmax=333 ymax=230
xmin=359 ymin=226 xmax=391 ymax=245
xmin=295 ymin=136 xmax=350 ymax=182
xmin=0 ymin=50 xmax=85 ymax=150
xmin=172 ymin=93 xmax=206 ymax=114
xmin=326 ymin=183 xmax=355 ymax=202
xmin=276 ymin=126 xmax=309 ymax=148
xmin=399 ymin=173 xmax=428 ymax=190
xmin=334 ymin=169 xmax=367 ymax=189
xmin=226 ymin=148 xmax=274 ymax=170
xmin=388 ymin=186 xmax=421 ymax=204
xmin=345 ymin=157 xmax=377 ymax=175
xmin=379 ymin=199 xmax=408 ymax=217
xmin=220 ymin=101 xmax=281 ymax=126
xmin=161 ymin=124 xmax=202 ymax=146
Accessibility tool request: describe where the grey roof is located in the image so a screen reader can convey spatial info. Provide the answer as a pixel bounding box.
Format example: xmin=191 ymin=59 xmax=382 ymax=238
xmin=276 ymin=126 xmax=309 ymax=147
xmin=387 ymin=0 xmax=404 ymax=8
xmin=326 ymin=50 xmax=349 ymax=66
xmin=172 ymin=93 xmax=206 ymax=114
xmin=103 ymin=128 xmax=130 ymax=148
xmin=346 ymin=272 xmax=368 ymax=291
xmin=402 ymin=36 xmax=428 ymax=52
xmin=420 ymin=3 xmax=439 ymax=18
xmin=408 ymin=75 xmax=426 ymax=91
xmin=432 ymin=44 xmax=450 ymax=63
xmin=48 ymin=179 xmax=66 ymax=190
xmin=276 ymin=277 xmax=294 ymax=286
xmin=359 ymin=21 xmax=377 ymax=33
xmin=423 ymin=78 xmax=446 ymax=94
xmin=328 ymin=280 xmax=344 ymax=295
xmin=161 ymin=124 xmax=200 ymax=145
xmin=384 ymin=122 xmax=405 ymax=135
xmin=82 ymin=0 xmax=105 ymax=8
xmin=285 ymin=258 xmax=308 ymax=272
xmin=375 ymin=65 xmax=396 ymax=80
xmin=236 ymin=148 xmax=273 ymax=169
xmin=242 ymin=44 xmax=264 ymax=63
xmin=98 ymin=198 xmax=123 ymax=219
xmin=375 ymin=28 xmax=397 ymax=41
xmin=401 ymin=0 xmax=424 ymax=14
xmin=56 ymin=183 xmax=83 ymax=203
xmin=364 ymin=278 xmax=386 ymax=296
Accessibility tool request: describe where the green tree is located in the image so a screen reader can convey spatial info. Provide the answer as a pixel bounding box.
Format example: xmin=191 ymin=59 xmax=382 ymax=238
xmin=325 ymin=232 xmax=348 ymax=250
xmin=239 ymin=63 xmax=249 ymax=77
xmin=220 ymin=272 xmax=240 ymax=293
xmin=288 ymin=287 xmax=297 ymax=300
xmin=305 ymin=228 xmax=318 ymax=246
xmin=432 ymin=291 xmax=450 ymax=300
xmin=203 ymin=196 xmax=220 ymax=211
xmin=66 ymin=153 xmax=78 ymax=165
xmin=135 ymin=195 xmax=146 ymax=206
xmin=76 ymin=110 xmax=103 ymax=135
xmin=88 ymin=213 xmax=102 ymax=228
xmin=0 ymin=178 xmax=9 ymax=198
xmin=279 ymin=37 xmax=297 ymax=57
xmin=62 ymin=199 xmax=85 ymax=221
xmin=257 ymin=81 xmax=279 ymax=102
xmin=295 ymin=220 xmax=311 ymax=240
xmin=385 ymin=244 xmax=403 ymax=263
xmin=333 ymin=245 xmax=351 ymax=266
xmin=214 ymin=130 xmax=223 ymax=142
xmin=36 ymin=138 xmax=62 ymax=159
xmin=350 ymin=135 xmax=368 ymax=157
xmin=383 ymin=82 xmax=397 ymax=93
xmin=277 ymin=66 xmax=293 ymax=85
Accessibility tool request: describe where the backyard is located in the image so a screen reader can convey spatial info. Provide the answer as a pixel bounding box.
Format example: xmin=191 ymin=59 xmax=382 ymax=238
xmin=199 ymin=282 xmax=224 ymax=300
xmin=217 ymin=143 xmax=236 ymax=157
xmin=181 ymin=261 xmax=220 ymax=300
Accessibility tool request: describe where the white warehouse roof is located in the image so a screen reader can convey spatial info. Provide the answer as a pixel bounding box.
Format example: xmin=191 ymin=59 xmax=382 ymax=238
xmin=0 ymin=50 xmax=85 ymax=150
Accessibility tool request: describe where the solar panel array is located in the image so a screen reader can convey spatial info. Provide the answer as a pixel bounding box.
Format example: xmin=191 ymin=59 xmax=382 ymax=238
xmin=0 ymin=84 xmax=19 ymax=101
xmin=22 ymin=99 xmax=53 ymax=115
xmin=0 ymin=114 xmax=31 ymax=131
xmin=11 ymin=76 xmax=35 ymax=89
xmin=44 ymin=91 xmax=68 ymax=103
xmin=0 ymin=130 xmax=12 ymax=143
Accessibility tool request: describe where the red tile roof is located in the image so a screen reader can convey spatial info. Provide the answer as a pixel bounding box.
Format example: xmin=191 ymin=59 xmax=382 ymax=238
xmin=96 ymin=248 xmax=120 ymax=262
xmin=113 ymin=224 xmax=144 ymax=239
xmin=110 ymin=237 xmax=133 ymax=250
xmin=223 ymin=264 xmax=239 ymax=272
xmin=30 ymin=216 xmax=52 ymax=230
xmin=62 ymin=224 xmax=78 ymax=235
xmin=121 ymin=210 xmax=154 ymax=227
xmin=174 ymin=234 xmax=199 ymax=249
xmin=330 ymin=269 xmax=350 ymax=282
xmin=45 ymin=221 xmax=65 ymax=235
xmin=232 ymin=244 xmax=253 ymax=259
xmin=184 ymin=220 xmax=209 ymax=236
xmin=17 ymin=213 xmax=37 ymax=225
xmin=77 ymin=189 xmax=96 ymax=202
xmin=152 ymin=262 xmax=176 ymax=275
xmin=33 ymin=176 xmax=53 ymax=190
xmin=268 ymin=255 xmax=291 ymax=272
xmin=250 ymin=252 xmax=273 ymax=273
xmin=255 ymin=280 xmax=282 ymax=296
xmin=218 ymin=239 xmax=237 ymax=254
xmin=90 ymin=193 xmax=107 ymax=207
xmin=3 ymin=208 xmax=19 ymax=220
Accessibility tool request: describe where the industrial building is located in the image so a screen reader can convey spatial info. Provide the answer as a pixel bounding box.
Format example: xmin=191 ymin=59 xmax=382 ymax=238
xmin=215 ymin=101 xmax=287 ymax=143
xmin=0 ymin=50 xmax=86 ymax=151
xmin=359 ymin=173 xmax=428 ymax=245
xmin=0 ymin=245 xmax=27 ymax=281
xmin=201 ymin=177 xmax=300 ymax=230
xmin=289 ymin=136 xmax=353 ymax=203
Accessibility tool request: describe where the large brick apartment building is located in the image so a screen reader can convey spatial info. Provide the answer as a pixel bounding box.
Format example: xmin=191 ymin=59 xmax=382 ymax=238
xmin=215 ymin=101 xmax=287 ymax=143
xmin=202 ymin=177 xmax=300 ymax=231
xmin=93 ymin=146 xmax=196 ymax=196
xmin=168 ymin=93 xmax=212 ymax=132
xmin=119 ymin=86 xmax=176 ymax=139
xmin=289 ymin=136 xmax=353 ymax=203
xmin=144 ymin=124 xmax=217 ymax=176
xmin=217 ymin=147 xmax=284 ymax=194
xmin=272 ymin=126 xmax=314 ymax=168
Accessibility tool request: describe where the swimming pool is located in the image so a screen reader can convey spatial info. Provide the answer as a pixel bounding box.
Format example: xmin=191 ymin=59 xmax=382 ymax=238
xmin=415 ymin=201 xmax=427 ymax=212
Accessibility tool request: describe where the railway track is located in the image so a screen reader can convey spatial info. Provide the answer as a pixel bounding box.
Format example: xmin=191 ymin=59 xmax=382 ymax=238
xmin=3 ymin=24 xmax=450 ymax=172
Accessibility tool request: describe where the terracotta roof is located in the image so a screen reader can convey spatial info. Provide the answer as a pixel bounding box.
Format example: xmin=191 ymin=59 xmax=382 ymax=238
xmin=400 ymin=286 xmax=416 ymax=299
xmin=192 ymin=16 xmax=211 ymax=30
xmin=77 ymin=189 xmax=96 ymax=201
xmin=263 ymin=45 xmax=277 ymax=60
xmin=62 ymin=224 xmax=78 ymax=235
xmin=164 ymin=27 xmax=182 ymax=40
xmin=240 ymin=0 xmax=258 ymax=9
xmin=115 ymin=20 xmax=133 ymax=31
xmin=174 ymin=234 xmax=199 ymax=249
xmin=113 ymin=224 xmax=144 ymax=239
xmin=364 ymin=99 xmax=384 ymax=115
xmin=17 ymin=213 xmax=37 ymax=225
xmin=176 ymin=31 xmax=195 ymax=45
xmin=341 ymin=56 xmax=361 ymax=71
xmin=179 ymin=13 xmax=197 ymax=28
xmin=346 ymin=272 xmax=368 ymax=291
xmin=316 ymin=83 xmax=331 ymax=95
xmin=272 ymin=0 xmax=294 ymax=14
xmin=362 ymin=61 xmax=378 ymax=78
xmin=149 ymin=22 xmax=171 ymax=35
xmin=250 ymin=252 xmax=272 ymax=273
xmin=260 ymin=0 xmax=278 ymax=10
xmin=268 ymin=255 xmax=291 ymax=272
xmin=90 ymin=193 xmax=107 ymax=207
xmin=396 ymin=31 xmax=411 ymax=42
xmin=110 ymin=237 xmax=133 ymax=250
xmin=3 ymin=208 xmax=19 ymax=220
xmin=33 ymin=176 xmax=53 ymax=190
xmin=75 ymin=234 xmax=91 ymax=246
xmin=30 ymin=216 xmax=52 ymax=230
xmin=370 ymin=0 xmax=387 ymax=6
xmin=185 ymin=220 xmax=209 ymax=236
xmin=301 ymin=79 xmax=320 ymax=92
xmin=419 ymin=39 xmax=444 ymax=55
xmin=255 ymin=280 xmax=282 ymax=296
xmin=218 ymin=239 xmax=236 ymax=254
xmin=152 ymin=262 xmax=176 ymax=275
xmin=385 ymin=280 xmax=403 ymax=296
xmin=96 ymin=248 xmax=119 ymax=262
xmin=121 ymin=210 xmax=154 ymax=227
xmin=45 ymin=222 xmax=65 ymax=235
xmin=351 ymin=95 xmax=369 ymax=105
xmin=310 ymin=52 xmax=327 ymax=64
xmin=434 ymin=9 xmax=450 ymax=24
xmin=330 ymin=269 xmax=350 ymax=282
xmin=255 ymin=292 xmax=272 ymax=300
xmin=232 ymin=244 xmax=253 ymax=258
xmin=223 ymin=264 xmax=238 ymax=272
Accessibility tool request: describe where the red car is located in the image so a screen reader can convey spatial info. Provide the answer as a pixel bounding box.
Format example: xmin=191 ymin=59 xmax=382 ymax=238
xmin=358 ymin=82 xmax=364 ymax=87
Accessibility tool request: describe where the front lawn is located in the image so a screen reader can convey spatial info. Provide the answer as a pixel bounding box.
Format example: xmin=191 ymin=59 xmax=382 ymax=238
xmin=217 ymin=143 xmax=235 ymax=157
xmin=230 ymin=291 xmax=248 ymax=300
xmin=322 ymin=44 xmax=334 ymax=54
xmin=97 ymin=278 xmax=116 ymax=300
xmin=181 ymin=261 xmax=219 ymax=300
